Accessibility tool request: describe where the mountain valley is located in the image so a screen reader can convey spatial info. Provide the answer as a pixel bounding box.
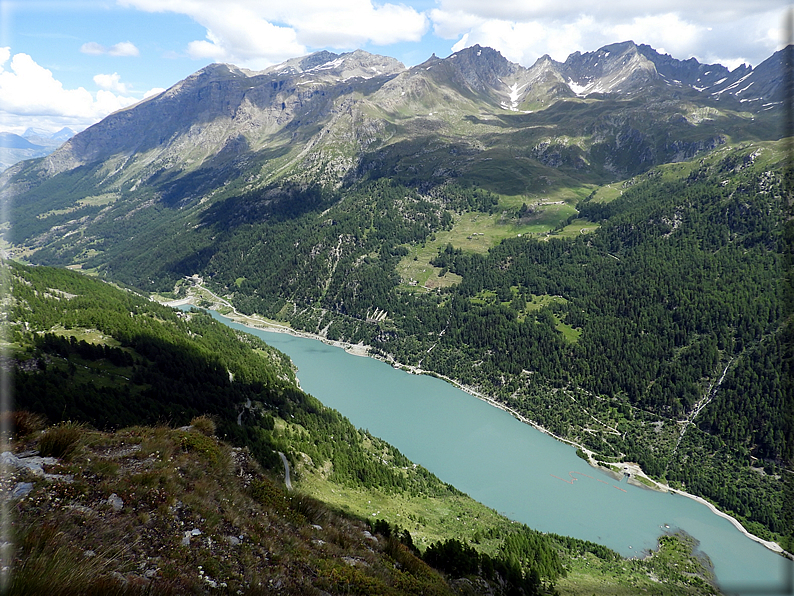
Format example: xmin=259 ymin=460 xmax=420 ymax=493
xmin=1 ymin=40 xmax=793 ymax=593
xmin=5 ymin=262 xmax=720 ymax=595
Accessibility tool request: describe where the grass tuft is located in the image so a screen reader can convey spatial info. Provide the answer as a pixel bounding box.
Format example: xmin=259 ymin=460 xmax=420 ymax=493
xmin=189 ymin=415 xmax=215 ymax=437
xmin=9 ymin=524 xmax=148 ymax=596
xmin=290 ymin=492 xmax=328 ymax=526
xmin=37 ymin=421 xmax=85 ymax=459
xmin=179 ymin=431 xmax=221 ymax=464
xmin=7 ymin=410 xmax=47 ymax=438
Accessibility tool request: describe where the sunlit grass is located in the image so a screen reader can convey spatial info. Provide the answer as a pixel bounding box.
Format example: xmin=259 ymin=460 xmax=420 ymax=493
xmin=295 ymin=472 xmax=513 ymax=558
xmin=397 ymin=199 xmax=586 ymax=290
xmin=48 ymin=326 xmax=121 ymax=347
xmin=554 ymin=317 xmax=582 ymax=343
xmin=556 ymin=218 xmax=600 ymax=238
xmin=590 ymin=182 xmax=625 ymax=203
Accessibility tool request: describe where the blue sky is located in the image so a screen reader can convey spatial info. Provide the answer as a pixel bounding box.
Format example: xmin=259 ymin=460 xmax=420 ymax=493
xmin=0 ymin=0 xmax=789 ymax=134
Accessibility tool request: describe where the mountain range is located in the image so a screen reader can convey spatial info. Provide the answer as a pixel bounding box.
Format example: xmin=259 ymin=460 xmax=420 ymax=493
xmin=3 ymin=41 xmax=786 ymax=194
xmin=0 ymin=127 xmax=75 ymax=172
xmin=2 ymin=40 xmax=788 ymax=259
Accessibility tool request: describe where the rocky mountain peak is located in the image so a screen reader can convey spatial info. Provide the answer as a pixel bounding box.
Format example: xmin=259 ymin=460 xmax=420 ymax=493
xmin=298 ymin=50 xmax=340 ymax=71
xmin=306 ymin=49 xmax=405 ymax=80
xmin=723 ymin=46 xmax=791 ymax=109
xmin=264 ymin=49 xmax=405 ymax=81
xmin=422 ymin=45 xmax=523 ymax=106
xmin=449 ymin=45 xmax=518 ymax=79
xmin=559 ymin=41 xmax=659 ymax=95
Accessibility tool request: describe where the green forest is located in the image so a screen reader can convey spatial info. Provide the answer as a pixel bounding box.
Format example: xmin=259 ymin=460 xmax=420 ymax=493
xmin=183 ymin=146 xmax=789 ymax=540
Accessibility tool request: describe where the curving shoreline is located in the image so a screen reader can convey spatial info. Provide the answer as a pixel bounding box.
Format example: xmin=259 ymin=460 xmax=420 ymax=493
xmin=165 ymin=289 xmax=790 ymax=560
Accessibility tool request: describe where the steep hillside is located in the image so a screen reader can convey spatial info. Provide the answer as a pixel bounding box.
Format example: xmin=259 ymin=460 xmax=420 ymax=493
xmin=4 ymin=422 xmax=720 ymax=596
xmin=3 ymin=262 xmax=720 ymax=595
xmin=123 ymin=140 xmax=789 ymax=545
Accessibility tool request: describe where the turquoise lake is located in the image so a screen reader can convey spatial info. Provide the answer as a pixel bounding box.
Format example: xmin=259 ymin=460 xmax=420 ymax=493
xmin=207 ymin=310 xmax=792 ymax=595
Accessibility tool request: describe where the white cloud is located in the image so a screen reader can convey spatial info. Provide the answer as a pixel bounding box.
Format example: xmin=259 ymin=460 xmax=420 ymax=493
xmin=93 ymin=72 xmax=128 ymax=93
xmin=432 ymin=0 xmax=782 ymax=24
xmin=295 ymin=3 xmax=428 ymax=48
xmin=112 ymin=0 xmax=786 ymax=71
xmin=612 ymin=14 xmax=700 ymax=59
xmin=187 ymin=39 xmax=225 ymax=61
xmin=180 ymin=10 xmax=304 ymax=67
xmin=118 ymin=0 xmax=427 ymax=69
xmin=80 ymin=42 xmax=105 ymax=55
xmin=0 ymin=49 xmax=139 ymax=131
xmin=143 ymin=87 xmax=166 ymax=99
xmin=438 ymin=12 xmax=599 ymax=65
xmin=81 ymin=41 xmax=140 ymax=57
xmin=449 ymin=20 xmax=546 ymax=64
xmin=108 ymin=41 xmax=140 ymax=57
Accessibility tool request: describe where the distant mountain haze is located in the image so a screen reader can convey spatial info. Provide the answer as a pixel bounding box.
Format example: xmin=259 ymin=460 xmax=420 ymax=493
xmin=0 ymin=127 xmax=75 ymax=172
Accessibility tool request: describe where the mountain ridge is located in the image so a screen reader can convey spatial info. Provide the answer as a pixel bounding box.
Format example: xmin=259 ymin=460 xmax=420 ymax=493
xmin=0 ymin=128 xmax=75 ymax=172
xmin=5 ymin=40 xmax=784 ymax=192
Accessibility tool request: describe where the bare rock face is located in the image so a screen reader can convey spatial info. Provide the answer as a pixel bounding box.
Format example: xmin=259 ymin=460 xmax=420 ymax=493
xmin=35 ymin=51 xmax=407 ymax=184
xmin=558 ymin=42 xmax=660 ymax=96
xmin=262 ymin=48 xmax=405 ymax=81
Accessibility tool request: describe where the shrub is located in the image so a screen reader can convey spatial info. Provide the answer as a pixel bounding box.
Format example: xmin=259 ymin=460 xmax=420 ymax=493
xmin=321 ymin=565 xmax=388 ymax=595
xmin=290 ymin=493 xmax=328 ymax=525
xmin=9 ymin=410 xmax=47 ymax=437
xmin=250 ymin=477 xmax=287 ymax=510
xmin=250 ymin=477 xmax=306 ymax=525
xmin=180 ymin=432 xmax=221 ymax=464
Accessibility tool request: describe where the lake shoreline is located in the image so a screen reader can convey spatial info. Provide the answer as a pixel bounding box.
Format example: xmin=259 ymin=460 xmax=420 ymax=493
xmin=163 ymin=289 xmax=790 ymax=561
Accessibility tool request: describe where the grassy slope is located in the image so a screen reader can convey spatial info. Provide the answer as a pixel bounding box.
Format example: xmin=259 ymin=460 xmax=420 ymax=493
xmin=6 ymin=423 xmax=454 ymax=595
xmin=395 ymin=179 xmax=598 ymax=293
xmin=5 ymin=421 xmax=719 ymax=596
